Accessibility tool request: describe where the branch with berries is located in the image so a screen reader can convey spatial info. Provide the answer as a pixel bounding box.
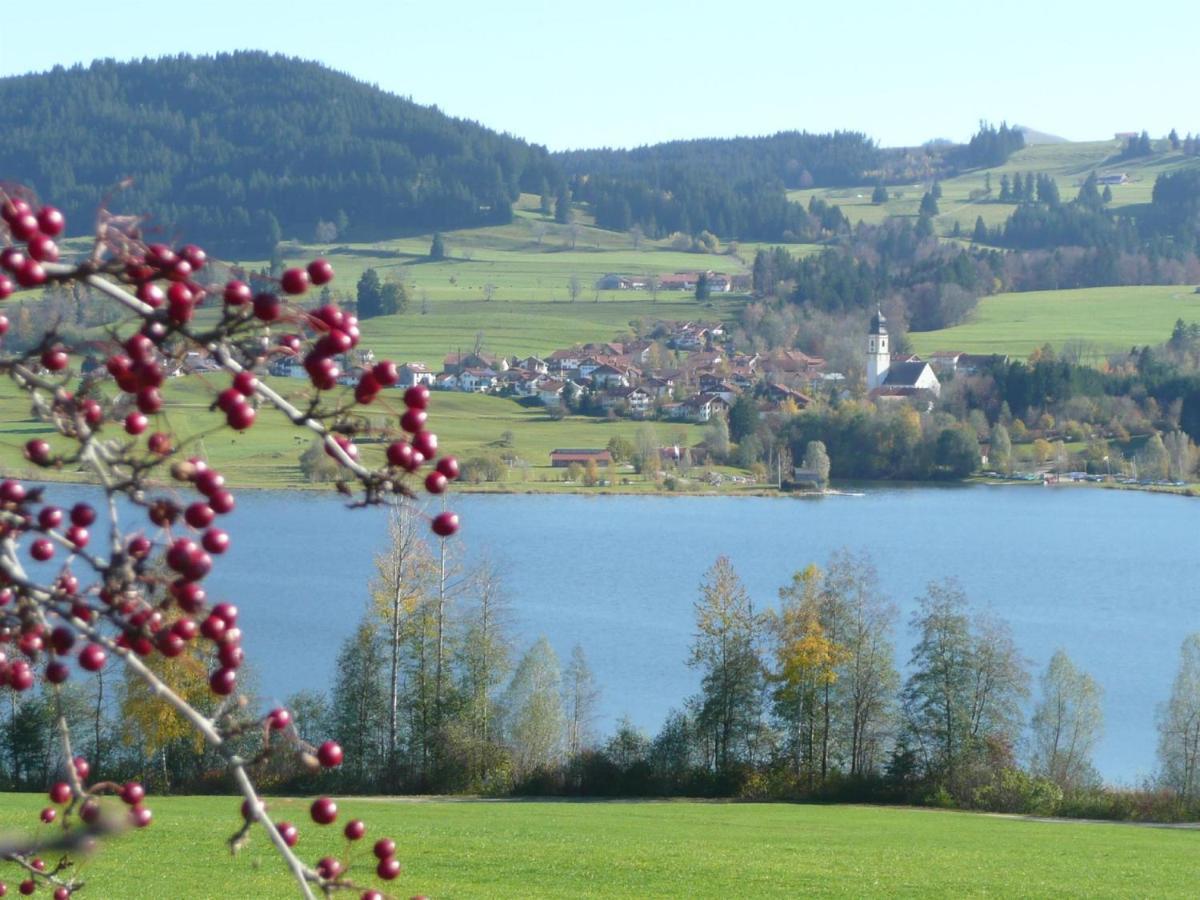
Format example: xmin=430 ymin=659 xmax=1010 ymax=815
xmin=0 ymin=187 xmax=455 ymax=898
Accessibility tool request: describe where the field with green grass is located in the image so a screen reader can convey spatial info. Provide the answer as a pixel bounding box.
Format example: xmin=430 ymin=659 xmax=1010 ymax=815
xmin=789 ymin=140 xmax=1200 ymax=238
xmin=0 ymin=380 xmax=715 ymax=491
xmin=907 ymin=285 xmax=1200 ymax=358
xmin=0 ymin=794 xmax=1195 ymax=898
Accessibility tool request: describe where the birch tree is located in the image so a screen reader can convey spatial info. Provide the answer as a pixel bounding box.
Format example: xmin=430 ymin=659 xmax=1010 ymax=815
xmin=1030 ymin=650 xmax=1103 ymax=790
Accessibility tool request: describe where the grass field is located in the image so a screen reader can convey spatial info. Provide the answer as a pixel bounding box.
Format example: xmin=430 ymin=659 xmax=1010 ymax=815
xmin=788 ymin=141 xmax=1200 ymax=238
xmin=0 ymin=794 xmax=1195 ymax=898
xmin=908 ymin=285 xmax=1200 ymax=358
xmin=0 ymin=380 xmax=714 ymax=490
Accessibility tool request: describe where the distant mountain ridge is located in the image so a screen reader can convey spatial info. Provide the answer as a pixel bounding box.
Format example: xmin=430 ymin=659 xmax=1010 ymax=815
xmin=0 ymin=53 xmax=557 ymax=254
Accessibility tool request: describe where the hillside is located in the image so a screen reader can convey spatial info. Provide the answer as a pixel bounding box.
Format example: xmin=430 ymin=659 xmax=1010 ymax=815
xmin=0 ymin=53 xmax=556 ymax=255
xmin=789 ymin=139 xmax=1200 ymax=237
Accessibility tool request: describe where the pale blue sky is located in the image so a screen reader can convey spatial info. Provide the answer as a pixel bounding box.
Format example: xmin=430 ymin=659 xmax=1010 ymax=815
xmin=1 ymin=0 xmax=1191 ymax=150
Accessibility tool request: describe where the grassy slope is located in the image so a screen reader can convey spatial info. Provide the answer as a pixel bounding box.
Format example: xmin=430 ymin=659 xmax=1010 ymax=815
xmin=0 ymin=795 xmax=1194 ymax=898
xmin=788 ymin=140 xmax=1200 ymax=237
xmin=0 ymin=379 xmax=711 ymax=490
xmin=908 ymin=285 xmax=1200 ymax=358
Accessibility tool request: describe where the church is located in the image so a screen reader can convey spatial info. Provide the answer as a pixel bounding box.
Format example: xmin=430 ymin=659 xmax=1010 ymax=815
xmin=866 ymin=309 xmax=940 ymax=399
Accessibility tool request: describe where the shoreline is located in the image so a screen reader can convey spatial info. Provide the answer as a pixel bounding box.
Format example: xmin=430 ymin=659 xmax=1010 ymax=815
xmin=6 ymin=465 xmax=1196 ymax=501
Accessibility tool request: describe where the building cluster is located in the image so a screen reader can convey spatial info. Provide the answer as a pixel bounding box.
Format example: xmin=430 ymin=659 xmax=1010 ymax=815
xmin=386 ymin=320 xmax=837 ymax=423
xmin=594 ymin=271 xmax=751 ymax=293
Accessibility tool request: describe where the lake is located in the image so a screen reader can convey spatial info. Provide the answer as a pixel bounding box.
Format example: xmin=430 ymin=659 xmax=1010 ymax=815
xmin=27 ymin=483 xmax=1200 ymax=784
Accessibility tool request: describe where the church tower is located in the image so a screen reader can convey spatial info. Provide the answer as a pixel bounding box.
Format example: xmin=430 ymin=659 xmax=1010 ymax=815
xmin=867 ymin=308 xmax=889 ymax=390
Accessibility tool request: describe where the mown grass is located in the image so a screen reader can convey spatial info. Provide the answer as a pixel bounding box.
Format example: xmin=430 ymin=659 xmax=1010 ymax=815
xmin=789 ymin=140 xmax=1200 ymax=238
xmin=0 ymin=379 xmax=713 ymax=490
xmin=908 ymin=285 xmax=1200 ymax=358
xmin=0 ymin=794 xmax=1195 ymax=898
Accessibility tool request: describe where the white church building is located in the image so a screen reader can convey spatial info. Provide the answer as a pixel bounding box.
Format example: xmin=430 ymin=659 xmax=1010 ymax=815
xmin=866 ymin=309 xmax=940 ymax=399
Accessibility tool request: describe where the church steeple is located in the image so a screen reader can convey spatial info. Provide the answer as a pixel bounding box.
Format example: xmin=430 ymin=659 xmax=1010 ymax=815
xmin=867 ymin=307 xmax=890 ymax=390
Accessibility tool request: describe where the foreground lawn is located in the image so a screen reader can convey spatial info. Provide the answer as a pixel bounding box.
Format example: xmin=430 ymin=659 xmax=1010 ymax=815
xmin=908 ymin=285 xmax=1200 ymax=358
xmin=0 ymin=795 xmax=1195 ymax=898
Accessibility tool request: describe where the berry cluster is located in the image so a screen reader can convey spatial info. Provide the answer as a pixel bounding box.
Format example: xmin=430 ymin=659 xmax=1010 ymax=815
xmin=0 ymin=189 xmax=458 ymax=897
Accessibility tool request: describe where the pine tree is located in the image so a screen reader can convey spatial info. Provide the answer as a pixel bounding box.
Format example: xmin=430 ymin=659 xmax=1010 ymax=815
xmin=554 ymin=186 xmax=572 ymax=225
xmin=972 ymin=215 xmax=988 ymax=244
xmin=356 ymin=268 xmax=383 ymax=319
xmin=429 ymin=232 xmax=446 ymax=261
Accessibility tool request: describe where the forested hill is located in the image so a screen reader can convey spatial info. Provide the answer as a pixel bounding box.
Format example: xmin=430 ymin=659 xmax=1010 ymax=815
xmin=0 ymin=53 xmax=558 ymax=255
xmin=557 ymin=132 xmax=880 ymax=240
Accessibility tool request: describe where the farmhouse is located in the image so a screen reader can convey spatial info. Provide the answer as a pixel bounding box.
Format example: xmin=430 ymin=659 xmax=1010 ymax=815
xmin=549 ymin=448 xmax=613 ymax=468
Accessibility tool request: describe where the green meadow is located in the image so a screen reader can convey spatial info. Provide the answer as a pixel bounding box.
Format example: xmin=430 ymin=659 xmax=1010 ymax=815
xmin=0 ymin=794 xmax=1194 ymax=898
xmin=789 ymin=140 xmax=1200 ymax=238
xmin=0 ymin=380 xmax=714 ymax=490
xmin=908 ymin=285 xmax=1200 ymax=358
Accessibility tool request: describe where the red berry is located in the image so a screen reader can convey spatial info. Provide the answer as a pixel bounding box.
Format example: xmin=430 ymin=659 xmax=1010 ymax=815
xmin=310 ymin=796 xmax=337 ymax=825
xmin=226 ymin=403 xmax=256 ymax=431
xmin=66 ymin=525 xmax=88 ymax=549
xmin=130 ymin=805 xmax=153 ymax=828
xmin=137 ymin=386 xmax=163 ymax=414
xmin=373 ymin=838 xmax=396 ymax=860
xmin=180 ymin=244 xmax=206 ymax=270
xmin=344 ymin=819 xmax=366 ymax=840
xmin=224 ymin=280 xmax=252 ymax=305
xmin=376 ymin=857 xmax=402 ymax=880
xmin=24 ymin=439 xmax=51 ymax=465
xmin=49 ymin=782 xmax=72 ymax=804
xmin=277 ymin=820 xmax=299 ymax=847
xmin=425 ymin=471 xmax=447 ymax=494
xmin=317 ymin=741 xmax=343 ymax=768
xmin=124 ymin=412 xmax=148 ymax=435
xmin=36 ymin=206 xmax=65 ymax=237
xmin=386 ymin=440 xmax=417 ymax=471
xmin=79 ymin=643 xmax=106 ymax=671
xmin=71 ymin=503 xmax=95 ymax=526
xmin=307 ymin=258 xmax=334 ymax=285
xmin=16 ymin=259 xmax=46 ymax=287
xmin=369 ymin=361 xmax=398 ymax=388
xmin=120 ymin=781 xmax=145 ymax=805
xmin=431 ymin=512 xmax=459 ymax=537
xmin=268 ymin=708 xmax=292 ymax=730
xmin=202 ymin=528 xmax=230 ymax=554
xmin=401 ymin=408 xmax=427 ymax=433
xmin=195 ymin=469 xmax=225 ymax=496
xmin=27 ymin=233 xmax=59 ymax=263
xmin=73 ymin=756 xmax=90 ymax=780
xmin=412 ymin=430 xmax=438 ymax=460
xmin=45 ymin=661 xmax=69 ymax=684
xmin=0 ymin=274 xmax=12 ymax=299
xmin=9 ymin=212 xmax=38 ymax=240
xmin=316 ymin=856 xmax=342 ymax=879
xmin=210 ymin=490 xmax=236 ymax=515
xmin=436 ymin=456 xmax=460 ymax=480
xmin=210 ymin=667 xmax=237 ymax=695
xmin=355 ymin=372 xmax=381 ymax=405
xmin=280 ymin=268 xmax=309 ymax=295
xmin=30 ymin=538 xmax=54 ymax=561
xmin=148 ymin=432 xmax=172 ymax=455
xmin=404 ymin=385 xmax=430 ymax=409
xmin=137 ymin=282 xmax=165 ymax=308
xmin=232 ymin=370 xmax=258 ymax=396
xmin=41 ymin=348 xmax=69 ymax=371
xmin=19 ymin=879 xmax=34 ymax=896
xmin=253 ymin=292 xmax=281 ymax=322
xmin=40 ymin=807 xmax=57 ymax=824
xmin=8 ymin=664 xmax=34 ymax=691
xmin=185 ymin=503 xmax=215 ymax=529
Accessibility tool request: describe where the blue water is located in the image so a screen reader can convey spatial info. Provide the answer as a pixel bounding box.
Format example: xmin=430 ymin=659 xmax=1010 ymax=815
xmin=26 ymin=484 xmax=1200 ymax=784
